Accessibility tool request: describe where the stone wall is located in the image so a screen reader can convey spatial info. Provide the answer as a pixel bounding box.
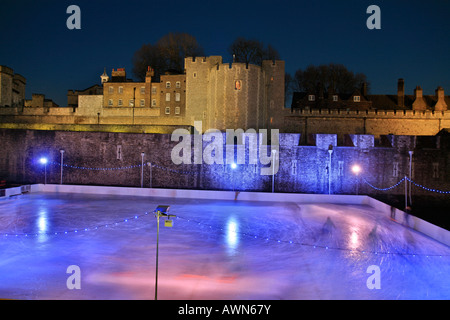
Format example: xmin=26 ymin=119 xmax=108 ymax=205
xmin=0 ymin=129 xmax=448 ymax=199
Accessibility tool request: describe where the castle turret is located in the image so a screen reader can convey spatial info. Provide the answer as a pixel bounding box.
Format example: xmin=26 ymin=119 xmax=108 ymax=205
xmin=100 ymin=68 xmax=109 ymax=84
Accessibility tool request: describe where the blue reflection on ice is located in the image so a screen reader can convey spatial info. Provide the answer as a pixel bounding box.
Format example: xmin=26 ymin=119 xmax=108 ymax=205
xmin=225 ymin=218 xmax=239 ymax=256
xmin=37 ymin=207 xmax=49 ymax=242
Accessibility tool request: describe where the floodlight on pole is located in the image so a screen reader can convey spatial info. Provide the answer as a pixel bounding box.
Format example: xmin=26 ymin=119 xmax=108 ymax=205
xmin=153 ymin=205 xmax=175 ymax=301
xmin=351 ymin=164 xmax=361 ymax=195
xmin=39 ymin=157 xmax=48 ymax=184
xmin=271 ymin=150 xmax=277 ymax=193
xmin=351 ymin=164 xmax=361 ymax=175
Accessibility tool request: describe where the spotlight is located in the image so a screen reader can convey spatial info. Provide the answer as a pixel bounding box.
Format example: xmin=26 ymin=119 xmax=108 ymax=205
xmin=39 ymin=157 xmax=48 ymax=165
xmin=351 ymin=164 xmax=361 ymax=175
xmin=231 ymin=163 xmax=237 ymax=169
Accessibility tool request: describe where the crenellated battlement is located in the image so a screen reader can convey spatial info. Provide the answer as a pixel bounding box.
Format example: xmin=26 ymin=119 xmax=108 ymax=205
xmin=289 ymin=108 xmax=450 ymax=119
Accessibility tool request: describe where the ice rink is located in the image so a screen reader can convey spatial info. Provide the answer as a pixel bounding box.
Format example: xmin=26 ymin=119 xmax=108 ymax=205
xmin=0 ymin=191 xmax=449 ymax=300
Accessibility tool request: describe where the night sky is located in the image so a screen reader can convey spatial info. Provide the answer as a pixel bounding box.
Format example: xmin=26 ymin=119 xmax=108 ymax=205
xmin=0 ymin=0 xmax=449 ymax=107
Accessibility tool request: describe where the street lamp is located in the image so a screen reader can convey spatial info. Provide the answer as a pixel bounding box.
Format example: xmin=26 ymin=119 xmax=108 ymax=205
xmin=141 ymin=152 xmax=145 ymax=188
xmin=328 ymin=146 xmax=333 ymax=194
xmin=39 ymin=157 xmax=48 ymax=184
xmin=271 ymin=149 xmax=277 ymax=193
xmin=60 ymin=150 xmax=65 ymax=185
xmin=351 ymin=164 xmax=361 ymax=195
xmin=231 ymin=162 xmax=237 ymax=191
xmin=408 ymin=150 xmax=413 ymax=206
xmin=153 ymin=205 xmax=176 ymax=300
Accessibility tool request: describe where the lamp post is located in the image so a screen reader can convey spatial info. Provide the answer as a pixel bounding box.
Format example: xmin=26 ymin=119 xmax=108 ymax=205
xmin=271 ymin=149 xmax=277 ymax=193
xmin=328 ymin=146 xmax=333 ymax=195
xmin=231 ymin=162 xmax=237 ymax=191
xmin=60 ymin=150 xmax=65 ymax=185
xmin=141 ymin=152 xmax=145 ymax=188
xmin=352 ymin=164 xmax=361 ymax=195
xmin=153 ymin=205 xmax=175 ymax=300
xmin=39 ymin=157 xmax=48 ymax=185
xmin=408 ymin=150 xmax=413 ymax=206
xmin=148 ymin=162 xmax=152 ymax=188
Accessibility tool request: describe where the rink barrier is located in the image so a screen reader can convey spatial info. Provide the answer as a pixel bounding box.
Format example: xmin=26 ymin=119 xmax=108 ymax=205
xmin=1 ymin=184 xmax=449 ymax=247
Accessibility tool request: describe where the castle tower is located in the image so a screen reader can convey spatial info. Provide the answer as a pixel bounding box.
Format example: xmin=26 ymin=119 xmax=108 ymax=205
xmin=100 ymin=68 xmax=109 ymax=84
xmin=0 ymin=65 xmax=14 ymax=107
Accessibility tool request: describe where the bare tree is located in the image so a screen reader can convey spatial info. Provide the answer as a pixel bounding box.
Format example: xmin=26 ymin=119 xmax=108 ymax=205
xmin=294 ymin=63 xmax=369 ymax=95
xmin=132 ymin=32 xmax=204 ymax=81
xmin=229 ymin=37 xmax=280 ymax=66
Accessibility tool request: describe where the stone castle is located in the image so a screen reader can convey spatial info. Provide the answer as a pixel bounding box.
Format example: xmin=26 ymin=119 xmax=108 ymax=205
xmin=0 ymin=57 xmax=449 ymax=138
xmin=0 ymin=56 xmax=285 ymax=134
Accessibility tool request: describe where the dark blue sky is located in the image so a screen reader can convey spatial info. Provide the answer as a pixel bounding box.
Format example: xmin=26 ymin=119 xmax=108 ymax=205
xmin=1 ymin=0 xmax=449 ymax=106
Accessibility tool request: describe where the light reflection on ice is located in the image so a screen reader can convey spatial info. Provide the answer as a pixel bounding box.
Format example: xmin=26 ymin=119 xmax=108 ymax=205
xmin=225 ymin=218 xmax=239 ymax=256
xmin=37 ymin=207 xmax=49 ymax=242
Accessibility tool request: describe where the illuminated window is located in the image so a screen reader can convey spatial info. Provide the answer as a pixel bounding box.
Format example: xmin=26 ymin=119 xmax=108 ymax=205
xmin=152 ymin=99 xmax=156 ymax=106
xmin=353 ymin=96 xmax=360 ymax=102
xmin=175 ymin=93 xmax=180 ymax=102
xmin=129 ymin=99 xmax=134 ymax=107
xmin=152 ymin=87 xmax=157 ymax=94
xmin=165 ymin=107 xmax=170 ymax=114
xmin=175 ymin=106 xmax=180 ymax=115
xmin=333 ymin=95 xmax=338 ymax=102
xmin=235 ymin=80 xmax=242 ymax=90
xmin=166 ymin=93 xmax=170 ymax=101
xmin=108 ymin=99 xmax=113 ymax=106
xmin=140 ymin=99 xmax=145 ymax=107
xmin=118 ymin=99 xmax=123 ymax=106
xmin=108 ymin=86 xmax=114 ymax=94
xmin=176 ymin=81 xmax=181 ymax=88
xmin=118 ymin=86 xmax=123 ymax=94
xmin=308 ymin=95 xmax=315 ymax=101
xmin=140 ymin=87 xmax=145 ymax=94
xmin=166 ymin=82 xmax=171 ymax=89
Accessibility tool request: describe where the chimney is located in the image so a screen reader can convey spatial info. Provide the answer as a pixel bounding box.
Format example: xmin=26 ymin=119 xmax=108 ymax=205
xmin=434 ymin=86 xmax=448 ymax=111
xmin=361 ymin=82 xmax=368 ymax=97
xmin=145 ymin=66 xmax=154 ymax=83
xmin=397 ymin=78 xmax=404 ymax=108
xmin=412 ymin=86 xmax=427 ymax=111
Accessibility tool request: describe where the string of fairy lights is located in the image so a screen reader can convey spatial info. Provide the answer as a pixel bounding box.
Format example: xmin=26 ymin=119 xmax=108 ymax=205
xmin=51 ymin=161 xmax=199 ymax=176
xmin=46 ymin=159 xmax=450 ymax=194
xmin=1 ymin=206 xmax=448 ymax=258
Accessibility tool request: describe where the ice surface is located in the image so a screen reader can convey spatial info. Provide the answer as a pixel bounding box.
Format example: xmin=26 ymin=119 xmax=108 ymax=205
xmin=0 ymin=192 xmax=449 ymax=300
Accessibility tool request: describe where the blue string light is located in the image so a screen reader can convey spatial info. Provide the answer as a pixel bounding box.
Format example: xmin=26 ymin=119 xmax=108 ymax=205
xmin=2 ymin=209 xmax=447 ymax=257
xmin=0 ymin=211 xmax=151 ymax=238
xmin=175 ymin=216 xmax=449 ymax=258
xmin=405 ymin=177 xmax=450 ymax=194
xmin=363 ymin=177 xmax=406 ymax=191
xmin=51 ymin=161 xmax=199 ymax=176
xmin=363 ymin=176 xmax=450 ymax=194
